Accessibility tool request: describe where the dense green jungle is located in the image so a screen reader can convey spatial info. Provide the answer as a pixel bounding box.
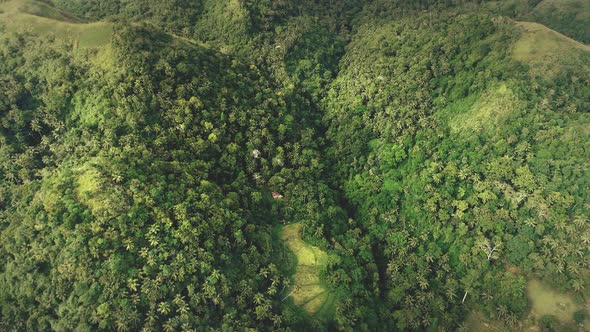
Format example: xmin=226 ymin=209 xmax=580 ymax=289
xmin=0 ymin=0 xmax=589 ymax=331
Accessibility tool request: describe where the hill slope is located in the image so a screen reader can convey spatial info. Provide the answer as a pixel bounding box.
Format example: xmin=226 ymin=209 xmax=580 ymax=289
xmin=0 ymin=0 xmax=112 ymax=48
xmin=323 ymin=9 xmax=589 ymax=330
xmin=513 ymin=20 xmax=590 ymax=78
xmin=528 ymin=0 xmax=590 ymax=44
xmin=0 ymin=1 xmax=588 ymax=331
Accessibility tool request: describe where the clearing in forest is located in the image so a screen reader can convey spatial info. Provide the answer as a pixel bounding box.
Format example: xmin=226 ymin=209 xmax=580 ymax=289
xmin=0 ymin=0 xmax=113 ymax=49
xmin=449 ymin=83 xmax=523 ymax=135
xmin=512 ymin=21 xmax=590 ymax=78
xmin=280 ymin=223 xmax=336 ymax=318
xmin=465 ymin=279 xmax=590 ymax=331
xmin=527 ymin=279 xmax=589 ymax=329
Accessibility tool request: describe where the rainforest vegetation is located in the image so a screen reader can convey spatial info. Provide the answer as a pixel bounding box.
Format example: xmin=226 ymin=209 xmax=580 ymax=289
xmin=0 ymin=0 xmax=589 ymax=331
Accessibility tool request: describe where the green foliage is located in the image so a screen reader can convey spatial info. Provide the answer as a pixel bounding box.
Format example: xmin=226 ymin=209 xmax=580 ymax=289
xmin=528 ymin=0 xmax=590 ymax=44
xmin=485 ymin=0 xmax=590 ymax=43
xmin=0 ymin=21 xmax=338 ymax=330
xmin=0 ymin=0 xmax=589 ymax=331
xmin=506 ymin=236 xmax=532 ymax=264
xmin=322 ymin=4 xmax=589 ymax=330
xmin=0 ymin=0 xmax=113 ymax=49
xmin=573 ymin=310 xmax=586 ymax=324
xmin=540 ymin=314 xmax=558 ymax=331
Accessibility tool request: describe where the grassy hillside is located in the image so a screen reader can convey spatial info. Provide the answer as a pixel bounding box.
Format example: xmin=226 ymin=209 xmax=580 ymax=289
xmin=513 ymin=20 xmax=590 ymax=78
xmin=0 ymin=0 xmax=112 ymax=48
xmin=484 ymin=0 xmax=590 ymax=44
xmin=529 ymin=0 xmax=590 ymax=44
xmin=0 ymin=1 xmax=589 ymax=331
xmin=0 ymin=0 xmax=79 ymax=21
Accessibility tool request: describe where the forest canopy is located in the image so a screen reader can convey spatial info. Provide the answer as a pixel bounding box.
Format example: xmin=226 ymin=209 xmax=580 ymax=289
xmin=0 ymin=0 xmax=589 ymax=331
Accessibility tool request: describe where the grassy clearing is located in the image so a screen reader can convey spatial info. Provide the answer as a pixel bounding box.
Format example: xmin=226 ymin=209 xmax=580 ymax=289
xmin=464 ymin=278 xmax=590 ymax=331
xmin=75 ymin=161 xmax=108 ymax=215
xmin=533 ymin=0 xmax=590 ymax=22
xmin=74 ymin=158 xmax=128 ymax=217
xmin=527 ymin=279 xmax=588 ymax=327
xmin=512 ymin=21 xmax=590 ymax=78
xmin=0 ymin=0 xmax=112 ymax=49
xmin=0 ymin=0 xmax=79 ymax=22
xmin=484 ymin=0 xmax=590 ymax=43
xmin=280 ymin=223 xmax=336 ymax=317
xmin=34 ymin=159 xmax=108 ymax=217
xmin=449 ymin=83 xmax=522 ymax=135
xmin=76 ymin=166 xmax=101 ymax=199
xmin=529 ymin=0 xmax=590 ymax=44
xmin=464 ymin=312 xmax=509 ymax=332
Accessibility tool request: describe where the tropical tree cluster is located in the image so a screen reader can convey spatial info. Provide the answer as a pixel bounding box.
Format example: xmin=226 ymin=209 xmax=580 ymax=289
xmin=0 ymin=0 xmax=588 ymax=331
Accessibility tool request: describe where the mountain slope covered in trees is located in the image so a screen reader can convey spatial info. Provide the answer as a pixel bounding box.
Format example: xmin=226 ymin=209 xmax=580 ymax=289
xmin=0 ymin=0 xmax=589 ymax=331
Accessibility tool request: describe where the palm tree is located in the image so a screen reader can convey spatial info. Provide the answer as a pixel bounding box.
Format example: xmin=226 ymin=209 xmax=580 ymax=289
xmin=162 ymin=318 xmax=176 ymax=332
xmin=4 ymin=171 xmax=16 ymax=183
xmin=418 ymin=277 xmax=429 ymax=290
xmin=496 ymin=305 xmax=508 ymax=319
xmin=253 ymin=293 xmax=264 ymax=305
xmin=446 ymin=288 xmax=457 ymax=301
xmin=158 ymin=302 xmax=171 ymax=315
xmin=313 ymin=225 xmax=324 ymax=238
xmin=30 ymin=118 xmax=42 ymax=132
xmin=573 ymin=216 xmax=587 ymax=228
xmin=555 ymin=220 xmax=566 ymax=231
xmin=404 ymin=295 xmax=415 ymax=307
xmin=524 ymin=218 xmax=537 ymax=228
xmin=279 ymin=279 xmax=291 ymax=295
xmin=555 ymin=264 xmax=564 ymax=274
xmin=506 ymin=313 xmax=519 ymax=327
xmin=272 ymin=314 xmax=282 ymax=327
xmin=573 ymin=248 xmax=584 ymax=258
